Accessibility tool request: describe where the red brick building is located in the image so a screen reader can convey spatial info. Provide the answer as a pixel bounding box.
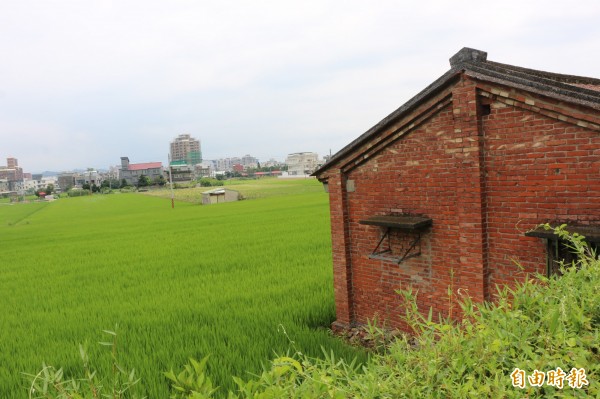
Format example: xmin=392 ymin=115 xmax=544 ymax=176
xmin=313 ymin=48 xmax=600 ymax=332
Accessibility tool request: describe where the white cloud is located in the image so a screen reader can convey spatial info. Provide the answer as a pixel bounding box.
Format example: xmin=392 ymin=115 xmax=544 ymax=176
xmin=1 ymin=0 xmax=599 ymax=172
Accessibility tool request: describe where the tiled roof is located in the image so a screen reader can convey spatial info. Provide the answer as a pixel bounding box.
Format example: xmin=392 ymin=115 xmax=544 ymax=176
xmin=128 ymin=162 xmax=162 ymax=171
xmin=314 ymin=48 xmax=600 ymax=177
xmin=569 ymin=83 xmax=600 ymax=92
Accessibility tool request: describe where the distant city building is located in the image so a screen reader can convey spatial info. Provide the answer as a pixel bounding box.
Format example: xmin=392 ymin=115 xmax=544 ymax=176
xmin=285 ymin=152 xmax=320 ymax=175
xmin=263 ymin=158 xmax=283 ymax=168
xmin=55 ymin=171 xmax=97 ymax=192
xmin=58 ymin=172 xmax=76 ymax=191
xmin=0 ymin=179 xmax=9 ymax=193
xmin=107 ymin=166 xmax=120 ymax=181
xmin=217 ymin=157 xmax=239 ymax=172
xmin=81 ymin=168 xmax=102 ymax=187
xmin=6 ymin=157 xmax=18 ymax=169
xmin=195 ymin=161 xmax=214 ymax=178
xmin=168 ymin=160 xmax=194 ymax=182
xmin=213 ymin=155 xmax=261 ymax=172
xmin=202 ymin=160 xmax=217 ymax=173
xmin=0 ymin=157 xmax=24 ymax=190
xmin=119 ymin=157 xmax=163 ymax=186
xmin=170 ymin=134 xmax=202 ymax=166
xmin=241 ymin=154 xmax=258 ymax=169
xmin=20 ymin=175 xmax=58 ymax=193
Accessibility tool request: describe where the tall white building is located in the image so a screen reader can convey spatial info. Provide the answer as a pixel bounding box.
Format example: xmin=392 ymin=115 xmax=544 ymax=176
xmin=285 ymin=152 xmax=320 ymax=175
xmin=170 ymin=134 xmax=202 ymax=165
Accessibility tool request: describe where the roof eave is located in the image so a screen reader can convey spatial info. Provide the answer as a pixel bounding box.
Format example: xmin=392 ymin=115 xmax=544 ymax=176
xmin=312 ymin=67 xmax=463 ymax=177
xmin=313 ymin=48 xmax=600 ymax=179
xmin=463 ymin=63 xmax=600 ymax=110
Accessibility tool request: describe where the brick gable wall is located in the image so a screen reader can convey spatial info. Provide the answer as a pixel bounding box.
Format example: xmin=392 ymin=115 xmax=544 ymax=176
xmin=325 ymin=74 xmax=600 ymax=332
xmin=344 ymin=103 xmax=460 ymax=330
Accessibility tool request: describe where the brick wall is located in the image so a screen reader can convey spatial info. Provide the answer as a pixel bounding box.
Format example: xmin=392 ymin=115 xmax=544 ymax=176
xmin=323 ymin=75 xmax=600 ymax=332
xmin=344 ymin=102 xmax=461 ymax=330
xmin=481 ymin=84 xmax=600 ymax=290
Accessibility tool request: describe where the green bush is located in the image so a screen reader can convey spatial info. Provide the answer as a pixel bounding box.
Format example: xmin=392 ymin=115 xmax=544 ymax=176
xmin=25 ymin=329 xmax=144 ymax=399
xmin=67 ymin=189 xmax=89 ymax=197
xmin=198 ymin=178 xmax=224 ymax=187
xmin=173 ymin=182 xmax=196 ymax=189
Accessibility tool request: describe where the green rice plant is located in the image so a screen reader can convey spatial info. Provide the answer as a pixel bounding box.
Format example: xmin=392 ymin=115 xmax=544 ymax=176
xmin=0 ymin=201 xmax=47 ymax=226
xmin=3 ymin=179 xmax=365 ymax=398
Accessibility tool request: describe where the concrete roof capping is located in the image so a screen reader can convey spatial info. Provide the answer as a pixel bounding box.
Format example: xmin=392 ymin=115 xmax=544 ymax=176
xmin=313 ymin=47 xmax=600 ymax=177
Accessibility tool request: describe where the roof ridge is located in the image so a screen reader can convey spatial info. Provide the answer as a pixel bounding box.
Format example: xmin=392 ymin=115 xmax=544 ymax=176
xmin=463 ymin=62 xmax=600 ymax=107
xmin=484 ymin=60 xmax=600 ymax=86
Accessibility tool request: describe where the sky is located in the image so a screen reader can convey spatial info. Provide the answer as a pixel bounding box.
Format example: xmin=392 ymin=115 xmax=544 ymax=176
xmin=1 ymin=1 xmax=600 ymax=173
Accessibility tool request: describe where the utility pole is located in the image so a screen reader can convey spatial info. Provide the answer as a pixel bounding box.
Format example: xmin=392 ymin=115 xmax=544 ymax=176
xmin=168 ymin=154 xmax=175 ymax=209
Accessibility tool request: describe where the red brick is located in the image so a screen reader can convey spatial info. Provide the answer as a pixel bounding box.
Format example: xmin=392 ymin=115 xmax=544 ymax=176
xmin=317 ymin=75 xmax=600 ymax=332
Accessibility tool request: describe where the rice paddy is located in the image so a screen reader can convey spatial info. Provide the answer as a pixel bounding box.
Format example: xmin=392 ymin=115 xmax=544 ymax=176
xmin=143 ymin=176 xmax=324 ymax=203
xmin=0 ymin=178 xmax=365 ymax=397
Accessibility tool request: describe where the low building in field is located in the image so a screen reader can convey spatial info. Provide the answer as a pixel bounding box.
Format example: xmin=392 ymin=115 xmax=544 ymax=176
xmin=201 ymin=188 xmax=240 ymax=205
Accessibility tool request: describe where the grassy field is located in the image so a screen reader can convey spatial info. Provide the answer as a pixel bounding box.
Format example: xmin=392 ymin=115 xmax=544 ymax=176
xmin=0 ymin=178 xmax=364 ymax=397
xmin=143 ymin=176 xmax=323 ymax=203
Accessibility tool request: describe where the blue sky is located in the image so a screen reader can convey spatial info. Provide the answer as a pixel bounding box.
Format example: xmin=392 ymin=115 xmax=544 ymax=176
xmin=1 ymin=0 xmax=599 ymax=173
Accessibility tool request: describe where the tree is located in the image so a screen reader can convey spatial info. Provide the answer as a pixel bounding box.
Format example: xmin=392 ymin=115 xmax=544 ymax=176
xmin=153 ymin=175 xmax=166 ymax=186
xmin=137 ymin=175 xmax=150 ymax=187
xmin=100 ymin=179 xmax=120 ymax=189
xmin=35 ymin=184 xmax=54 ymax=198
xmin=120 ymin=179 xmax=129 ymax=188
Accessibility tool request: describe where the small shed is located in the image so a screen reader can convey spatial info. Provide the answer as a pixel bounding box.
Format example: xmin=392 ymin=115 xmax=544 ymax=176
xmin=313 ymin=48 xmax=600 ymax=333
xmin=201 ymin=188 xmax=240 ymax=205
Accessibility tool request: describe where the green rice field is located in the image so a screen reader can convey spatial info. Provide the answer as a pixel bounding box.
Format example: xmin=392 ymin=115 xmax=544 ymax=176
xmin=144 ymin=176 xmax=323 ymax=203
xmin=0 ymin=178 xmax=365 ymax=397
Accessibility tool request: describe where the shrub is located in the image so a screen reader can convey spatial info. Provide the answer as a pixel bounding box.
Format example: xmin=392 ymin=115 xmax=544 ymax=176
xmin=198 ymin=178 xmax=224 ymax=187
xmin=67 ymin=189 xmax=89 ymax=197
xmin=173 ymin=182 xmax=196 ymax=189
xmin=25 ymin=329 xmax=144 ymax=399
xmin=164 ymin=357 xmax=218 ymax=398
